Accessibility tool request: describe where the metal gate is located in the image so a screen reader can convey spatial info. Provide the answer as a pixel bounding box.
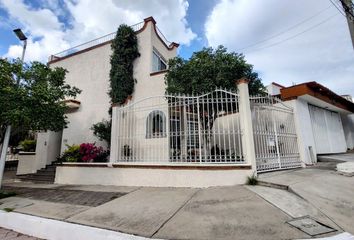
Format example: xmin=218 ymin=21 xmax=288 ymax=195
xmin=251 ymin=96 xmax=301 ymax=172
xmin=112 ymin=89 xmax=245 ymax=164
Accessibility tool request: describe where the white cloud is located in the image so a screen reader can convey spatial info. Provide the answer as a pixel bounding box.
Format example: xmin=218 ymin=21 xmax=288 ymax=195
xmin=205 ymin=0 xmax=354 ymax=96
xmin=1 ymin=0 xmax=196 ymax=62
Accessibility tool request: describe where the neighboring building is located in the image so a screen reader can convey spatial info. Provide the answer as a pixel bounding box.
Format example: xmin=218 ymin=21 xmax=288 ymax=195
xmin=267 ymin=82 xmax=354 ymax=164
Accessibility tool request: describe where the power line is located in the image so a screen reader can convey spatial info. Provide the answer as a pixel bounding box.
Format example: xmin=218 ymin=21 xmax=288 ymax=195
xmin=243 ymin=13 xmax=339 ymax=54
xmin=329 ymin=0 xmax=347 ymax=17
xmin=236 ymin=5 xmax=332 ymax=51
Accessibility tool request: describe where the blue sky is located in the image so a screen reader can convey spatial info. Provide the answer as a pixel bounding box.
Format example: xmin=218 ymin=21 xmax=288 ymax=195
xmin=0 ymin=0 xmax=353 ymax=97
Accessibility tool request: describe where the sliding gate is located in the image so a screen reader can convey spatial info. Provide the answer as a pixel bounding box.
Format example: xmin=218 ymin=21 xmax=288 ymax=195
xmin=251 ymin=97 xmax=301 ymax=172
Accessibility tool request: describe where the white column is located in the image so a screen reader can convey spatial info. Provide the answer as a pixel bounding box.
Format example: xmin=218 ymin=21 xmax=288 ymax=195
xmin=237 ymin=78 xmax=257 ymax=174
xmin=109 ymin=105 xmax=118 ymax=163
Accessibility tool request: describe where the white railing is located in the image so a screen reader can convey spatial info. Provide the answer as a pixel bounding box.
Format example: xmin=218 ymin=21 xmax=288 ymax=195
xmin=111 ymin=89 xmax=244 ymax=164
xmin=250 ymin=96 xmax=301 ymax=172
xmin=49 ymin=21 xmax=145 ymax=61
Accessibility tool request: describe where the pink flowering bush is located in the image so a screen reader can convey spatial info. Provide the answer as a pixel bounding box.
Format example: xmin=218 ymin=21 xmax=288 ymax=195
xmin=79 ymin=143 xmax=104 ymax=162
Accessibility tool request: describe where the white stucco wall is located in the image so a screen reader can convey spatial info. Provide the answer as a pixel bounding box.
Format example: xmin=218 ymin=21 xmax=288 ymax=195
xmin=55 ymin=165 xmax=253 ymax=187
xmin=50 ymin=43 xmax=111 ymax=152
xmin=49 ymin=19 xmax=177 ymax=153
xmin=341 ymin=114 xmax=354 ymax=150
xmin=285 ymin=99 xmax=317 ymax=165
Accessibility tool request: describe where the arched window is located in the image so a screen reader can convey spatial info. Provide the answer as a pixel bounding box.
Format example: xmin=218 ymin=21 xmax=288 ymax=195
xmin=146 ymin=110 xmax=166 ymax=138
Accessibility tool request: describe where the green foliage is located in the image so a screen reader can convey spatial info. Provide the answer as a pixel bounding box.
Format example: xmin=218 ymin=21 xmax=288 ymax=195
xmin=19 ymin=139 xmax=36 ymax=152
xmin=109 ymin=24 xmax=140 ymax=104
xmin=3 ymin=208 xmax=15 ymax=212
xmin=0 ymin=191 xmax=16 ymax=199
xmin=91 ymin=119 xmax=111 ymax=146
xmin=0 ymin=59 xmax=81 ymax=144
xmin=247 ymin=173 xmax=258 ymax=185
xmin=58 ymin=144 xmax=81 ymax=162
xmin=165 ymin=46 xmax=265 ymax=95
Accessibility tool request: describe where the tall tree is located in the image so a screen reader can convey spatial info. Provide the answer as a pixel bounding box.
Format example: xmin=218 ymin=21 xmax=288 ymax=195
xmin=0 ymin=58 xmax=81 ymax=145
xmin=165 ymin=46 xmax=264 ymax=95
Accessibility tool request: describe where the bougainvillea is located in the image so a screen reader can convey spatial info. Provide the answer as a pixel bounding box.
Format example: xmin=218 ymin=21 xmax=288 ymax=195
xmin=79 ymin=143 xmax=104 ymax=162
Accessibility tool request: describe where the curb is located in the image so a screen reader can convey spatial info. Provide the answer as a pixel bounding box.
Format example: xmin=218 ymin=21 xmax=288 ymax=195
xmin=0 ymin=211 xmax=155 ymax=240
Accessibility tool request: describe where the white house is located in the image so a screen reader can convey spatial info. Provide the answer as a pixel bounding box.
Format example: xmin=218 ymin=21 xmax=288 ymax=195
xmin=20 ymin=17 xmax=178 ymax=175
xmin=18 ymin=17 xmax=354 ymax=187
xmin=267 ymin=81 xmax=354 ymax=165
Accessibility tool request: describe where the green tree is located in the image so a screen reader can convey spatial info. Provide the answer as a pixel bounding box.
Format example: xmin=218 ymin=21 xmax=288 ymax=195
xmin=91 ymin=120 xmax=111 ymax=146
xmin=109 ymin=24 xmax=140 ymax=104
xmin=0 ymin=58 xmax=81 ymax=145
xmin=165 ymin=46 xmax=265 ymax=95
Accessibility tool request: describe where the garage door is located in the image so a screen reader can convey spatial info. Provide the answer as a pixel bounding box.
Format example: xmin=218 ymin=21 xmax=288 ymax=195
xmin=308 ymin=104 xmax=346 ymax=154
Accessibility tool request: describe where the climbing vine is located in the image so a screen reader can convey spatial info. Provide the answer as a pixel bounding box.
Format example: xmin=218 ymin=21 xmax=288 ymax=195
xmin=109 ymin=24 xmax=140 ymax=104
xmin=92 ymin=24 xmax=140 ymax=147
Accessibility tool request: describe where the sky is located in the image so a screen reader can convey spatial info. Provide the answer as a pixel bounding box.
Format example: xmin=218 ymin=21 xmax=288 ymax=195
xmin=0 ymin=0 xmax=353 ymax=96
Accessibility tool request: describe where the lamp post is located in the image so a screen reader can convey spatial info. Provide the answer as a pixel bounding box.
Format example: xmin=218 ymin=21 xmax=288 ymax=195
xmin=0 ymin=29 xmax=27 ymax=187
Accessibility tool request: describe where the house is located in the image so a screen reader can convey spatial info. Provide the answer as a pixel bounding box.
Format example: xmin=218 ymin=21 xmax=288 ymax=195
xmin=19 ymin=17 xmax=354 ymax=187
xmin=19 ymin=17 xmax=178 ymax=175
xmin=267 ymin=82 xmax=354 ymax=165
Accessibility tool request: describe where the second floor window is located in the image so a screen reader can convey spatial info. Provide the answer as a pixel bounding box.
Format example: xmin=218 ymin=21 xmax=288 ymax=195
xmin=152 ymin=50 xmax=167 ymax=72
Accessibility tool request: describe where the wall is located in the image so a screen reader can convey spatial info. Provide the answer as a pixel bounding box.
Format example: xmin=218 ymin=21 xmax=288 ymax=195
xmin=341 ymin=114 xmax=354 ymax=150
xmin=50 ymin=19 xmax=177 ymax=154
xmin=286 ymin=99 xmax=317 ymax=165
xmin=55 ymin=165 xmax=252 ymax=187
xmin=16 ymin=153 xmax=36 ymax=175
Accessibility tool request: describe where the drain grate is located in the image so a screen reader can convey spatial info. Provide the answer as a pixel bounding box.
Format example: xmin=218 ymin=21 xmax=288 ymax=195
xmin=287 ymin=217 xmax=336 ymax=236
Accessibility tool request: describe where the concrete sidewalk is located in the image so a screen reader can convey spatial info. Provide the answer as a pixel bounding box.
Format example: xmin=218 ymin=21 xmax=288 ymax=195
xmin=1 ymin=162 xmax=353 ymax=239
xmin=1 ymin=183 xmax=308 ymax=240
xmin=258 ymin=165 xmax=354 ymax=235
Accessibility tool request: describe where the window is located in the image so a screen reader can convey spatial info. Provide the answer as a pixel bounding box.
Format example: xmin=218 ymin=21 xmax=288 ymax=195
xmin=146 ymin=110 xmax=166 ymax=138
xmin=152 ymin=49 xmax=167 ymax=72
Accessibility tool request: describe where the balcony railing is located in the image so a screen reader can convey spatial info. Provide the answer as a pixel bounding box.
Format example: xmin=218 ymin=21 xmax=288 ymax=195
xmin=49 ymin=21 xmax=145 ymax=61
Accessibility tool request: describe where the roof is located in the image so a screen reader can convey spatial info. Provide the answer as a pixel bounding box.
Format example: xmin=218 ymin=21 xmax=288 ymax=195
xmin=48 ymin=16 xmax=178 ymax=64
xmin=280 ymin=81 xmax=354 ymax=113
xmin=271 ymin=82 xmax=286 ymax=89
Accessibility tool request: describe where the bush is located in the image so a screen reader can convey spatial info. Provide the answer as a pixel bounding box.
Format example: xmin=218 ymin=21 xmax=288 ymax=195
xmin=91 ymin=120 xmax=111 ymax=146
xmin=58 ymin=143 xmax=109 ymax=163
xmin=57 ymin=144 xmax=81 ymax=162
xmin=247 ymin=173 xmax=258 ymax=185
xmin=19 ymin=139 xmax=36 ymax=152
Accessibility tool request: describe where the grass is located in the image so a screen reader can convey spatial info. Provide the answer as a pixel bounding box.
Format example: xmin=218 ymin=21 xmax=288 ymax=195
xmin=3 ymin=208 xmax=14 ymax=212
xmin=0 ymin=191 xmax=17 ymax=199
xmin=247 ymin=173 xmax=258 ymax=185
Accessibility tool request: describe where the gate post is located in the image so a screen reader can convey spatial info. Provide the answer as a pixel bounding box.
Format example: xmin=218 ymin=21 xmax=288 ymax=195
xmin=109 ymin=104 xmax=119 ymax=164
xmin=237 ymin=78 xmax=257 ymax=175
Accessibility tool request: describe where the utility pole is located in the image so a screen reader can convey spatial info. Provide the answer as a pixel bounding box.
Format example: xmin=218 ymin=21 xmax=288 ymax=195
xmin=340 ymin=0 xmax=354 ymax=48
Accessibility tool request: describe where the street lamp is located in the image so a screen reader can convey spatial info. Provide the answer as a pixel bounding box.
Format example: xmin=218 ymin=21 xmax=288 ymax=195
xmin=0 ymin=28 xmax=28 ymax=187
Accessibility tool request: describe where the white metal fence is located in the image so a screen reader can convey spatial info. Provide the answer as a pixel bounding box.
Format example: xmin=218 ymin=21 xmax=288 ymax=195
xmin=111 ymin=89 xmax=244 ymax=164
xmin=110 ymin=87 xmax=302 ymax=171
xmin=251 ymin=96 xmax=301 ymax=172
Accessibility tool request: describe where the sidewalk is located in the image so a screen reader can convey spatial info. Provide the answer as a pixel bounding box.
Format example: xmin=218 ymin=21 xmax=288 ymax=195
xmin=1 ymin=162 xmax=353 ymax=240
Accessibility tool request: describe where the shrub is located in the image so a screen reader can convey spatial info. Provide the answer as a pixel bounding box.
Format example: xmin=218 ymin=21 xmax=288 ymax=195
xmin=79 ymin=143 xmax=108 ymax=162
xmin=247 ymin=173 xmax=258 ymax=185
xmin=58 ymin=143 xmax=109 ymax=163
xmin=57 ymin=144 xmax=81 ymax=162
xmin=91 ymin=120 xmax=111 ymax=146
xmin=19 ymin=139 xmax=36 ymax=152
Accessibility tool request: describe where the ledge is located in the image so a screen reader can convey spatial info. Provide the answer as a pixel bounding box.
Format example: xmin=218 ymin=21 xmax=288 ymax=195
xmin=18 ymin=152 xmax=36 ymax=155
xmin=150 ymin=69 xmax=168 ymax=76
xmin=59 ymin=162 xmax=251 ymax=170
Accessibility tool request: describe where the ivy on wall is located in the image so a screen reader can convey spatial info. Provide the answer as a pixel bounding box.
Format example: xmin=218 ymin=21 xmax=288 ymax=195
xmin=109 ymin=24 xmax=140 ymax=104
xmin=92 ymin=24 xmax=140 ymax=147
